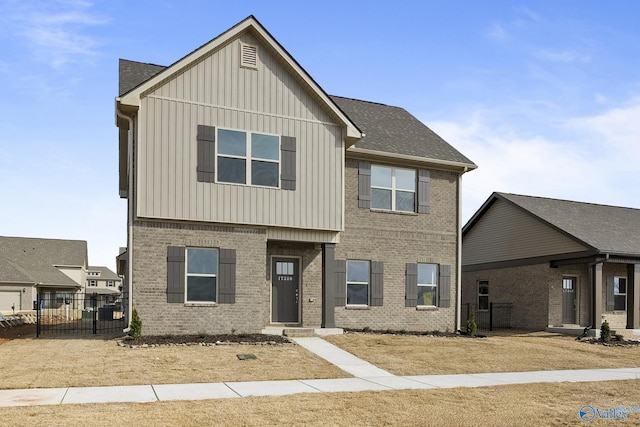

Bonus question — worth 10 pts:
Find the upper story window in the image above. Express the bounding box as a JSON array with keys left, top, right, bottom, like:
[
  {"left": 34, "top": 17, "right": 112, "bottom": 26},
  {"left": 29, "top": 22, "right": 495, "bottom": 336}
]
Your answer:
[
  {"left": 107, "top": 280, "right": 115, "bottom": 287},
  {"left": 217, "top": 129, "right": 279, "bottom": 187},
  {"left": 186, "top": 248, "right": 218, "bottom": 303},
  {"left": 417, "top": 264, "right": 438, "bottom": 306},
  {"left": 370, "top": 165, "right": 416, "bottom": 212},
  {"left": 88, "top": 280, "right": 97, "bottom": 287}
]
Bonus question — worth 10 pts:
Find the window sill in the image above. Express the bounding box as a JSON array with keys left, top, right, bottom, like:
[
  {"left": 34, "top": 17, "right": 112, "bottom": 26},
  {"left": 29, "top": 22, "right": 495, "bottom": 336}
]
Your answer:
[
  {"left": 416, "top": 306, "right": 438, "bottom": 311},
  {"left": 184, "top": 303, "right": 218, "bottom": 307},
  {"left": 370, "top": 208, "right": 418, "bottom": 216},
  {"left": 345, "top": 305, "right": 370, "bottom": 310}
]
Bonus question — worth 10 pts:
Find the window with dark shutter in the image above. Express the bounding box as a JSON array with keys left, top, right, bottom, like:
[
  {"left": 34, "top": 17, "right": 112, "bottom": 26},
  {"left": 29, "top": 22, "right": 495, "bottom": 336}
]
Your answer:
[
  {"left": 280, "top": 136, "right": 296, "bottom": 190},
  {"left": 358, "top": 161, "right": 371, "bottom": 209},
  {"left": 335, "top": 259, "right": 346, "bottom": 306},
  {"left": 370, "top": 261, "right": 384, "bottom": 306},
  {"left": 197, "top": 125, "right": 216, "bottom": 182},
  {"left": 218, "top": 249, "right": 236, "bottom": 304},
  {"left": 417, "top": 169, "right": 430, "bottom": 214},
  {"left": 438, "top": 265, "right": 451, "bottom": 308},
  {"left": 405, "top": 263, "right": 418, "bottom": 307},
  {"left": 167, "top": 246, "right": 186, "bottom": 303}
]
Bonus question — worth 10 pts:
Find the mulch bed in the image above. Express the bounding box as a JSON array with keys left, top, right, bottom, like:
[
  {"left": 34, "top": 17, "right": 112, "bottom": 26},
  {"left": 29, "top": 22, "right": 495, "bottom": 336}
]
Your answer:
[
  {"left": 122, "top": 333, "right": 290, "bottom": 347},
  {"left": 580, "top": 338, "right": 640, "bottom": 347}
]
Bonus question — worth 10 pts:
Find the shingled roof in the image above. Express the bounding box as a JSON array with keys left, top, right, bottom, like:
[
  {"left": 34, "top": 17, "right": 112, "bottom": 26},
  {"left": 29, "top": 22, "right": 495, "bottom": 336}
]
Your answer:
[
  {"left": 0, "top": 236, "right": 87, "bottom": 286},
  {"left": 465, "top": 193, "right": 640, "bottom": 258}
]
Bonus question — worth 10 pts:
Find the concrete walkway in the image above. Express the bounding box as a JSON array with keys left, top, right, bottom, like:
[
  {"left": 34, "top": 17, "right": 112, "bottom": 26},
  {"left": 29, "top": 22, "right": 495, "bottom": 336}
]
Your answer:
[{"left": 1, "top": 337, "right": 639, "bottom": 407}]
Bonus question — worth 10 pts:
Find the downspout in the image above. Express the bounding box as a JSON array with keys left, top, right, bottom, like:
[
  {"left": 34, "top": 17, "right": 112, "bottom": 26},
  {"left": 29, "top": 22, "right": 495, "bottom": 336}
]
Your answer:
[
  {"left": 456, "top": 167, "right": 468, "bottom": 332},
  {"left": 116, "top": 108, "right": 134, "bottom": 332}
]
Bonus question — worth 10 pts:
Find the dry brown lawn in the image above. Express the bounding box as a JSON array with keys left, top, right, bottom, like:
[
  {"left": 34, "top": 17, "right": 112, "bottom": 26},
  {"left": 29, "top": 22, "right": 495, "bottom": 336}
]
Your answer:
[
  {"left": 0, "top": 337, "right": 348, "bottom": 389},
  {"left": 324, "top": 331, "right": 640, "bottom": 375},
  {"left": 1, "top": 380, "right": 639, "bottom": 426}
]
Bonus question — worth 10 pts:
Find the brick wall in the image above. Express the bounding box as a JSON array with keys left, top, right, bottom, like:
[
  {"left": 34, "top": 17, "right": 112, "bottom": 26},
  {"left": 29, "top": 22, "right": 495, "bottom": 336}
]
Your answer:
[
  {"left": 334, "top": 158, "right": 461, "bottom": 332},
  {"left": 131, "top": 220, "right": 269, "bottom": 335}
]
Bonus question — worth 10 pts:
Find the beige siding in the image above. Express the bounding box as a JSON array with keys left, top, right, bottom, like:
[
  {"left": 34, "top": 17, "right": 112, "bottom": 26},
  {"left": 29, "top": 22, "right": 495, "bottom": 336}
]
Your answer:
[
  {"left": 136, "top": 32, "right": 344, "bottom": 231},
  {"left": 266, "top": 228, "right": 339, "bottom": 244},
  {"left": 463, "top": 199, "right": 587, "bottom": 266}
]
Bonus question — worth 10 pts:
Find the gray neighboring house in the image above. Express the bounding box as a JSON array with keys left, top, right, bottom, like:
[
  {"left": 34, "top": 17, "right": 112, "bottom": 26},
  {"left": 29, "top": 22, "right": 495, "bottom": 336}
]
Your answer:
[
  {"left": 85, "top": 266, "right": 122, "bottom": 298},
  {"left": 0, "top": 236, "right": 88, "bottom": 314},
  {"left": 462, "top": 192, "right": 640, "bottom": 335},
  {"left": 115, "top": 16, "right": 476, "bottom": 335}
]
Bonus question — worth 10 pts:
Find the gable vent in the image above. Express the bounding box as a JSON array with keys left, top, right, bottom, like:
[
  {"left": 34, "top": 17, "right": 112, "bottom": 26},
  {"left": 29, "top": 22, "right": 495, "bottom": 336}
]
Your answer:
[{"left": 240, "top": 43, "right": 258, "bottom": 69}]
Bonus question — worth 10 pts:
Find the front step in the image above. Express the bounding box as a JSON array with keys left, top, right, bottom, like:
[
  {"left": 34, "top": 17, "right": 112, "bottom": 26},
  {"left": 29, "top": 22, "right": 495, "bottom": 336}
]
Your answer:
[{"left": 283, "top": 328, "right": 316, "bottom": 337}]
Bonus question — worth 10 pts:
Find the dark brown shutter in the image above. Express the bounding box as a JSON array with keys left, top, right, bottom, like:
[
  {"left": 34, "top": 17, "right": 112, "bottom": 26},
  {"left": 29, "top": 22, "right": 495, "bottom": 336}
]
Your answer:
[
  {"left": 218, "top": 249, "right": 236, "bottom": 304},
  {"left": 405, "top": 263, "right": 418, "bottom": 307},
  {"left": 606, "top": 276, "right": 615, "bottom": 311},
  {"left": 439, "top": 265, "right": 451, "bottom": 308},
  {"left": 167, "top": 246, "right": 185, "bottom": 303},
  {"left": 358, "top": 161, "right": 371, "bottom": 209},
  {"left": 335, "top": 260, "right": 346, "bottom": 306},
  {"left": 417, "top": 169, "right": 430, "bottom": 213},
  {"left": 280, "top": 136, "right": 296, "bottom": 190},
  {"left": 370, "top": 261, "right": 384, "bottom": 306},
  {"left": 197, "top": 125, "right": 216, "bottom": 182}
]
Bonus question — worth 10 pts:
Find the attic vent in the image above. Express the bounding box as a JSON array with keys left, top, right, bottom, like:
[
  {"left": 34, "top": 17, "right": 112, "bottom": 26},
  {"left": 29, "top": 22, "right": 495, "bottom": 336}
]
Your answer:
[{"left": 240, "top": 43, "right": 258, "bottom": 69}]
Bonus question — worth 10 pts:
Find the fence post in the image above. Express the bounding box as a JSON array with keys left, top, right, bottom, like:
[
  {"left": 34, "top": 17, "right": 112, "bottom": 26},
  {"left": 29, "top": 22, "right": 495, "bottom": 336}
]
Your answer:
[
  {"left": 35, "top": 295, "right": 41, "bottom": 338},
  {"left": 489, "top": 302, "right": 494, "bottom": 331},
  {"left": 91, "top": 293, "right": 97, "bottom": 334}
]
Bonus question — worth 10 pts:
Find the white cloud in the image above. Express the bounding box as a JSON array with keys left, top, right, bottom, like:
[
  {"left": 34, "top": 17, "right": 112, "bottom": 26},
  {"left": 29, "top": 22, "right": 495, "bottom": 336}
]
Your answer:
[
  {"left": 533, "top": 49, "right": 591, "bottom": 64},
  {"left": 486, "top": 22, "right": 508, "bottom": 42},
  {"left": 428, "top": 100, "right": 640, "bottom": 223},
  {"left": 5, "top": 0, "right": 107, "bottom": 67}
]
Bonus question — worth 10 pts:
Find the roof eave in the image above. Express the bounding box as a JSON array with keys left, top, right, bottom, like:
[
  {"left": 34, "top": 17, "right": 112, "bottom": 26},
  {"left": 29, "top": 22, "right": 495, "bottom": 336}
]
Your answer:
[{"left": 346, "top": 147, "right": 477, "bottom": 172}]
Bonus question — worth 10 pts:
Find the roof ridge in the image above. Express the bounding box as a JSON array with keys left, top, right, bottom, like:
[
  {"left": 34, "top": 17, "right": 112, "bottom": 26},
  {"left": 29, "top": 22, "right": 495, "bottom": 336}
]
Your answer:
[
  {"left": 499, "top": 192, "right": 640, "bottom": 212},
  {"left": 329, "top": 95, "right": 396, "bottom": 108}
]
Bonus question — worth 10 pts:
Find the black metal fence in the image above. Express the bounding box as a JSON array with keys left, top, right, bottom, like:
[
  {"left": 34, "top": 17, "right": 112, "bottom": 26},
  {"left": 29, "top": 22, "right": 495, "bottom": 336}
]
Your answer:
[
  {"left": 462, "top": 302, "right": 512, "bottom": 332},
  {"left": 36, "top": 291, "right": 128, "bottom": 337}
]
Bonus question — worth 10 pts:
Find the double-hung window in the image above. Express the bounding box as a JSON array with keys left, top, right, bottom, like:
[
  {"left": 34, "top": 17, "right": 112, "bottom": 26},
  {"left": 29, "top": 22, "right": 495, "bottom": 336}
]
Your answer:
[
  {"left": 371, "top": 165, "right": 416, "bottom": 212},
  {"left": 107, "top": 280, "right": 115, "bottom": 287},
  {"left": 88, "top": 280, "right": 97, "bottom": 287},
  {"left": 417, "top": 264, "right": 438, "bottom": 306},
  {"left": 614, "top": 276, "right": 626, "bottom": 311},
  {"left": 186, "top": 248, "right": 218, "bottom": 303},
  {"left": 347, "top": 260, "right": 370, "bottom": 305},
  {"left": 217, "top": 129, "right": 279, "bottom": 187},
  {"left": 478, "top": 280, "right": 489, "bottom": 311}
]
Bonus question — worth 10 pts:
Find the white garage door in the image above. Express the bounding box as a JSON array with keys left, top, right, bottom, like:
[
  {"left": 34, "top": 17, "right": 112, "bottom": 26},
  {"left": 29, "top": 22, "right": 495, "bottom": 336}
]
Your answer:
[{"left": 0, "top": 291, "right": 21, "bottom": 313}]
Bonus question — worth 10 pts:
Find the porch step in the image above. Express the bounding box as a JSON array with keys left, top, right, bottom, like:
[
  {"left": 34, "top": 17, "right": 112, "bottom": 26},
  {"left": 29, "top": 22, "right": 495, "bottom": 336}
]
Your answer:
[{"left": 283, "top": 328, "right": 316, "bottom": 337}]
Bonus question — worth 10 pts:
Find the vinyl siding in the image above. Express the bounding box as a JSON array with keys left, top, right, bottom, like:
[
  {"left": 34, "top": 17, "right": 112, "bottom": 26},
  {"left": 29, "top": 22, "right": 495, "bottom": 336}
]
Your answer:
[
  {"left": 463, "top": 199, "right": 588, "bottom": 266},
  {"left": 136, "top": 32, "right": 344, "bottom": 231}
]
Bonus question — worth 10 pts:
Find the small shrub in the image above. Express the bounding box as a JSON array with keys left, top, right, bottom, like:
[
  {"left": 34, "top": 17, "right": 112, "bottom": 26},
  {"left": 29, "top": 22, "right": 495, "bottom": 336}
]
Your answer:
[
  {"left": 129, "top": 308, "right": 142, "bottom": 339},
  {"left": 197, "top": 332, "right": 207, "bottom": 339},
  {"left": 467, "top": 312, "right": 477, "bottom": 337},
  {"left": 362, "top": 326, "right": 371, "bottom": 333},
  {"left": 614, "top": 334, "right": 624, "bottom": 342},
  {"left": 599, "top": 320, "right": 611, "bottom": 343}
]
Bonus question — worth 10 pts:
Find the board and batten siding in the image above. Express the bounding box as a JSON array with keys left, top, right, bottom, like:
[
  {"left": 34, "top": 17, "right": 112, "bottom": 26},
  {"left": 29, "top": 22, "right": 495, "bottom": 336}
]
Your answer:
[
  {"left": 136, "top": 32, "right": 345, "bottom": 232},
  {"left": 463, "top": 199, "right": 588, "bottom": 266}
]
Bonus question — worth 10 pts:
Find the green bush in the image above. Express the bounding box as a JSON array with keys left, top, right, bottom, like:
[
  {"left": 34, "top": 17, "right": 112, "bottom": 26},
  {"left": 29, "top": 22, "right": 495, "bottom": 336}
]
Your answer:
[
  {"left": 129, "top": 308, "right": 142, "bottom": 339},
  {"left": 599, "top": 320, "right": 611, "bottom": 343},
  {"left": 467, "top": 312, "right": 477, "bottom": 337}
]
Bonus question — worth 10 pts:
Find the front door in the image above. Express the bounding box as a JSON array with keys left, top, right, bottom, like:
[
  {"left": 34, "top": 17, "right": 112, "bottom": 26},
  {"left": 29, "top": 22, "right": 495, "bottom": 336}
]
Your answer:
[
  {"left": 562, "top": 277, "right": 577, "bottom": 324},
  {"left": 272, "top": 257, "right": 299, "bottom": 324}
]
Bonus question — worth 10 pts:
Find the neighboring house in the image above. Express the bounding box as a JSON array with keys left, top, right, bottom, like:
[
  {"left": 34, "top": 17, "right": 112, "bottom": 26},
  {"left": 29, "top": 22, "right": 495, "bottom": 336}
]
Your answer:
[
  {"left": 115, "top": 16, "right": 476, "bottom": 335},
  {"left": 0, "top": 236, "right": 88, "bottom": 314},
  {"left": 85, "top": 266, "right": 122, "bottom": 298},
  {"left": 461, "top": 192, "right": 640, "bottom": 333}
]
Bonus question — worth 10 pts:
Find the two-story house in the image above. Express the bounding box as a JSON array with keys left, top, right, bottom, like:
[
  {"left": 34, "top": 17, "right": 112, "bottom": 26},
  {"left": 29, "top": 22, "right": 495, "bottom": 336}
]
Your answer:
[{"left": 115, "top": 16, "right": 476, "bottom": 335}]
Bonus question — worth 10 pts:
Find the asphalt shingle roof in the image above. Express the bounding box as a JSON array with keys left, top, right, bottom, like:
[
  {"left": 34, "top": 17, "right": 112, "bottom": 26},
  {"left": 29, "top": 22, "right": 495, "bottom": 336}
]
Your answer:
[
  {"left": 88, "top": 266, "right": 120, "bottom": 281},
  {"left": 0, "top": 236, "right": 87, "bottom": 286},
  {"left": 496, "top": 193, "right": 640, "bottom": 257}
]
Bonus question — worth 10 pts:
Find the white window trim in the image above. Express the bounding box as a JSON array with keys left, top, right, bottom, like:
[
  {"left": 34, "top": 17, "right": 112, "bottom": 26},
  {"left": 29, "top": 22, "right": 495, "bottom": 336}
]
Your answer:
[
  {"left": 346, "top": 260, "right": 370, "bottom": 307},
  {"left": 417, "top": 263, "right": 438, "bottom": 307},
  {"left": 185, "top": 247, "right": 219, "bottom": 304},
  {"left": 478, "top": 280, "right": 489, "bottom": 312},
  {"left": 371, "top": 165, "right": 416, "bottom": 212},
  {"left": 88, "top": 280, "right": 97, "bottom": 287},
  {"left": 614, "top": 276, "right": 627, "bottom": 311},
  {"left": 216, "top": 127, "right": 280, "bottom": 188}
]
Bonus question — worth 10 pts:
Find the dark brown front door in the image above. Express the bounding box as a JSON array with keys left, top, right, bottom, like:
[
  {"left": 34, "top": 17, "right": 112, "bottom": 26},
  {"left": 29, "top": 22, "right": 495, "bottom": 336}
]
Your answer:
[
  {"left": 272, "top": 257, "right": 299, "bottom": 323},
  {"left": 562, "top": 277, "right": 577, "bottom": 324}
]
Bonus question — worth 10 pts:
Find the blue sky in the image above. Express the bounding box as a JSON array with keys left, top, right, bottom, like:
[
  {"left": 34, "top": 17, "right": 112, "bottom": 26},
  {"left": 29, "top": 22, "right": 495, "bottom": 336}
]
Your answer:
[{"left": 1, "top": 1, "right": 639, "bottom": 270}]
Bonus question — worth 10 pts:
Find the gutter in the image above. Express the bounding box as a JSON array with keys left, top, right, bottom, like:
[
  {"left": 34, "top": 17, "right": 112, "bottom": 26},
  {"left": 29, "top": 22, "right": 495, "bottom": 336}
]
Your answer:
[{"left": 116, "top": 108, "right": 134, "bottom": 332}]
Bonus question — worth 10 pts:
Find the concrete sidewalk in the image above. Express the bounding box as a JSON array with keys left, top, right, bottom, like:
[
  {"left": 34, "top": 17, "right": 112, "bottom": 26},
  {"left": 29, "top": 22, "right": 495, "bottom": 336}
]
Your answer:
[{"left": 1, "top": 337, "right": 639, "bottom": 407}]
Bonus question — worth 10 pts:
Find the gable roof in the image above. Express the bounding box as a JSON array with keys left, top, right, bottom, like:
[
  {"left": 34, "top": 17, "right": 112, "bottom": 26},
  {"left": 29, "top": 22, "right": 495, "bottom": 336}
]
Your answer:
[
  {"left": 117, "top": 15, "right": 361, "bottom": 142},
  {"left": 87, "top": 266, "right": 121, "bottom": 281},
  {"left": 464, "top": 192, "right": 640, "bottom": 258},
  {"left": 332, "top": 96, "right": 476, "bottom": 169},
  {"left": 0, "top": 236, "right": 87, "bottom": 286}
]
